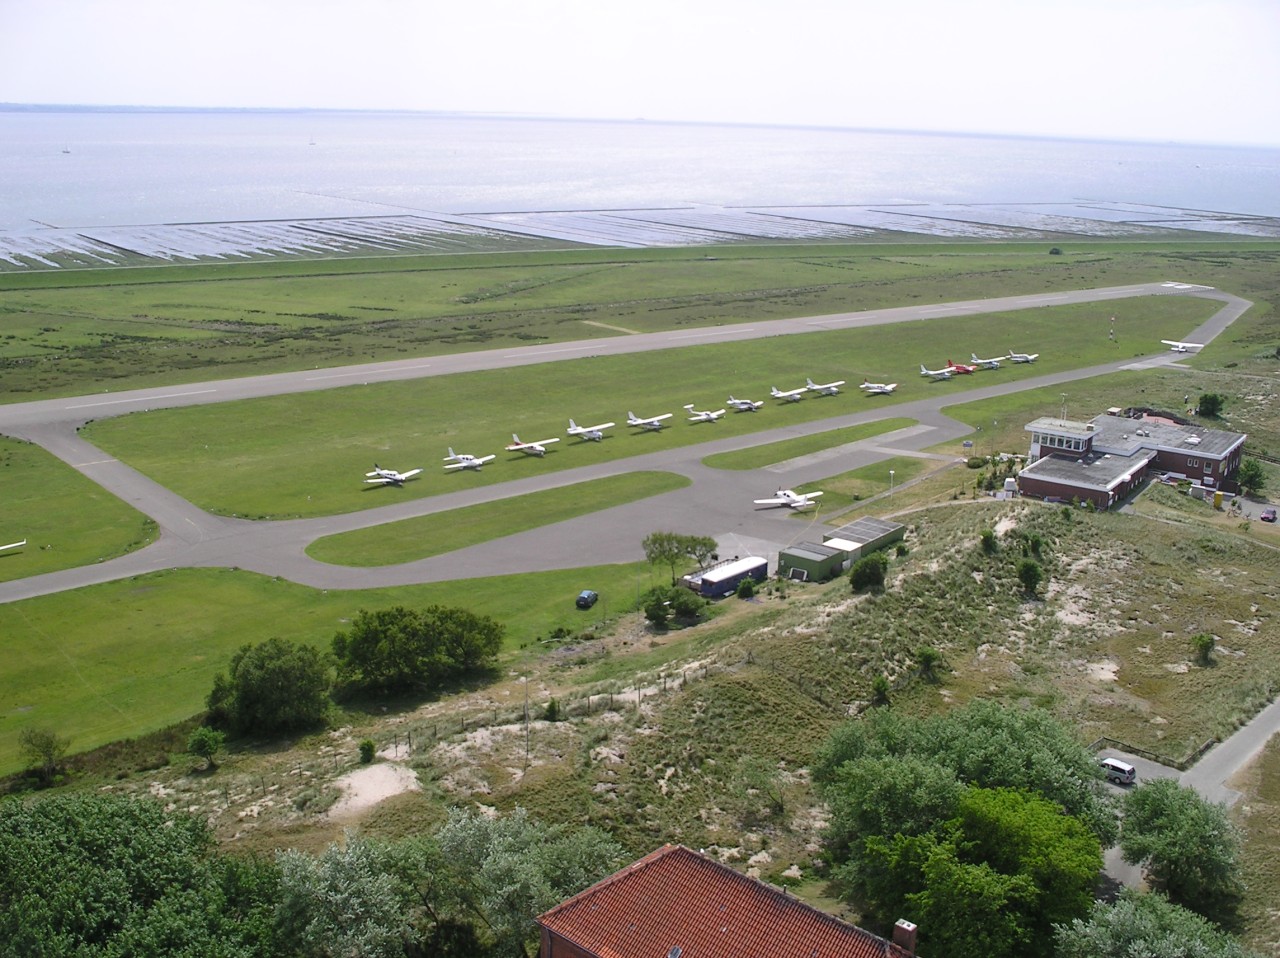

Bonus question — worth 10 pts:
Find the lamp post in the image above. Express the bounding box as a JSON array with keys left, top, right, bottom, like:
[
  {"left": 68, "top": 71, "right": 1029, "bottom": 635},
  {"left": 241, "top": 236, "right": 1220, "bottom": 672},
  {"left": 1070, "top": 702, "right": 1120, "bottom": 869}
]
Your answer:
[{"left": 889, "top": 469, "right": 895, "bottom": 494}]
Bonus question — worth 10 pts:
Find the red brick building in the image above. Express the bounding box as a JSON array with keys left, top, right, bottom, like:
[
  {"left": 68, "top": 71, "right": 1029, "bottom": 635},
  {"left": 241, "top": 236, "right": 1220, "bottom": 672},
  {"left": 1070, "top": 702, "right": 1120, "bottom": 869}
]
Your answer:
[
  {"left": 1016, "top": 410, "right": 1246, "bottom": 509},
  {"left": 538, "top": 844, "right": 915, "bottom": 958}
]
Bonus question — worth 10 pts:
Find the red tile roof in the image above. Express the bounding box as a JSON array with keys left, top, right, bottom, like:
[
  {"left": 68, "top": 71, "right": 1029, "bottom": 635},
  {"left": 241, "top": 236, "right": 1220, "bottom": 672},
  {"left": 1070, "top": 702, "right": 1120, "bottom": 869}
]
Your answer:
[{"left": 538, "top": 844, "right": 911, "bottom": 958}]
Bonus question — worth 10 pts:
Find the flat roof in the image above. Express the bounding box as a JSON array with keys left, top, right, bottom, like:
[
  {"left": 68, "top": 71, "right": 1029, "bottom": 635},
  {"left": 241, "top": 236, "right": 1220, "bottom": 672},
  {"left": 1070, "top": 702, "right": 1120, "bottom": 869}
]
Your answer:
[
  {"left": 827, "top": 516, "right": 904, "bottom": 543},
  {"left": 1088, "top": 414, "right": 1245, "bottom": 460},
  {"left": 782, "top": 542, "right": 843, "bottom": 562},
  {"left": 1025, "top": 417, "right": 1095, "bottom": 438},
  {"left": 1019, "top": 449, "right": 1155, "bottom": 491},
  {"left": 700, "top": 555, "right": 767, "bottom": 583}
]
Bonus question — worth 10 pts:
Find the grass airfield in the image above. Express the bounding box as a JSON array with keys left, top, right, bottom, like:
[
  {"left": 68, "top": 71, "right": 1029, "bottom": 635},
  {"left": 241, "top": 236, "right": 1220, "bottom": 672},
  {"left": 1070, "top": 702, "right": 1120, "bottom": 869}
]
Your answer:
[{"left": 78, "top": 296, "right": 1212, "bottom": 519}]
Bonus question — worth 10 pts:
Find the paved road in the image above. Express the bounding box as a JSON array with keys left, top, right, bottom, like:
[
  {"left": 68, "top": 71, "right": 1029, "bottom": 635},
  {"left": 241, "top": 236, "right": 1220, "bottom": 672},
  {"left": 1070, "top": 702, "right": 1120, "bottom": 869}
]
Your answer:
[{"left": 0, "top": 281, "right": 1249, "bottom": 606}]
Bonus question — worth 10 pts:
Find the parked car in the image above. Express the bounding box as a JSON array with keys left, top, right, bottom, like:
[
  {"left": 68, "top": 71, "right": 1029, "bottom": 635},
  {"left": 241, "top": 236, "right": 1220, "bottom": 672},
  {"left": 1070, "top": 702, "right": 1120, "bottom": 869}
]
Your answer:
[
  {"left": 1261, "top": 507, "right": 1277, "bottom": 523},
  {"left": 575, "top": 589, "right": 599, "bottom": 609},
  {"left": 1099, "top": 757, "right": 1136, "bottom": 785}
]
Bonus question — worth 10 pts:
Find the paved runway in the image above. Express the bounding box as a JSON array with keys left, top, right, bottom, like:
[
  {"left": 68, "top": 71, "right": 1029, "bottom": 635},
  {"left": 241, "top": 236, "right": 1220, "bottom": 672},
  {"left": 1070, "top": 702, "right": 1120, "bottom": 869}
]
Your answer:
[{"left": 0, "top": 282, "right": 1249, "bottom": 604}]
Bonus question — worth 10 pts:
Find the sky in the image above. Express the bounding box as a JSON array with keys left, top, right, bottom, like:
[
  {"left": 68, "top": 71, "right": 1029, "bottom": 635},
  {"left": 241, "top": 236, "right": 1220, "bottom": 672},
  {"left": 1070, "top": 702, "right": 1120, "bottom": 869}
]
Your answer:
[{"left": 3, "top": 0, "right": 1279, "bottom": 147}]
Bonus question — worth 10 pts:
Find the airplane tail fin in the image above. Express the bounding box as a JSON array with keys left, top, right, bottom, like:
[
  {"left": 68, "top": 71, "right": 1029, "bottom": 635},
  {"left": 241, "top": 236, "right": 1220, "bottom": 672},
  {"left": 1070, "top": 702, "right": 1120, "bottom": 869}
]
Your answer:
[
  {"left": 568, "top": 419, "right": 577, "bottom": 431},
  {"left": 920, "top": 365, "right": 927, "bottom": 374},
  {"left": 806, "top": 378, "right": 816, "bottom": 388},
  {"left": 512, "top": 434, "right": 521, "bottom": 444},
  {"left": 446, "top": 447, "right": 456, "bottom": 460},
  {"left": 972, "top": 354, "right": 980, "bottom": 363}
]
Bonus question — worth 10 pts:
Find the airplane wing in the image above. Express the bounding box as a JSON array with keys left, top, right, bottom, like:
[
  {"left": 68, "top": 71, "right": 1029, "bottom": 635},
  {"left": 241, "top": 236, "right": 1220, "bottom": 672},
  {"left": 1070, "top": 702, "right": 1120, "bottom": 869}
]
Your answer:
[
  {"left": 443, "top": 461, "right": 469, "bottom": 470},
  {"left": 401, "top": 469, "right": 422, "bottom": 480},
  {"left": 364, "top": 476, "right": 395, "bottom": 484},
  {"left": 475, "top": 454, "right": 497, "bottom": 465},
  {"left": 754, "top": 496, "right": 788, "bottom": 505}
]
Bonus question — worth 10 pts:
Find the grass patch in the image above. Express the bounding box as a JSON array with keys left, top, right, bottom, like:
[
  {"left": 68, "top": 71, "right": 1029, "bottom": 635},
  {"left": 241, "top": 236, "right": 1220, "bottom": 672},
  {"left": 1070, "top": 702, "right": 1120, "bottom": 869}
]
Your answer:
[
  {"left": 0, "top": 436, "right": 156, "bottom": 582},
  {"left": 702, "top": 418, "right": 915, "bottom": 470},
  {"left": 0, "top": 562, "right": 654, "bottom": 776},
  {"left": 306, "top": 471, "right": 689, "bottom": 565}
]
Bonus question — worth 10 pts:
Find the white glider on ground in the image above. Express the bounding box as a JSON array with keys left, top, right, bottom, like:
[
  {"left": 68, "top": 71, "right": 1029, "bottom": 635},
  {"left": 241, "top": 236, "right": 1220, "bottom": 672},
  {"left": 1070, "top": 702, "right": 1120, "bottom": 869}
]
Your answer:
[
  {"left": 806, "top": 377, "right": 846, "bottom": 396},
  {"left": 444, "top": 448, "right": 496, "bottom": 470},
  {"left": 860, "top": 380, "right": 898, "bottom": 395},
  {"left": 684, "top": 404, "right": 726, "bottom": 423},
  {"left": 567, "top": 418, "right": 615, "bottom": 441},
  {"left": 626, "top": 410, "right": 673, "bottom": 431},
  {"left": 770, "top": 384, "right": 808, "bottom": 402},
  {"left": 505, "top": 433, "right": 560, "bottom": 457},
  {"left": 726, "top": 395, "right": 764, "bottom": 412},
  {"left": 364, "top": 464, "right": 422, "bottom": 486},
  {"left": 754, "top": 488, "right": 824, "bottom": 510}
]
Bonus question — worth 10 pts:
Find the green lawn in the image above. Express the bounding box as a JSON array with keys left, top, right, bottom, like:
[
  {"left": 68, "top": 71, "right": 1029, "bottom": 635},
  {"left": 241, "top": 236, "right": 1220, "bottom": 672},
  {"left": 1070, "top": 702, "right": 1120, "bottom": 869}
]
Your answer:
[
  {"left": 306, "top": 471, "right": 690, "bottom": 565},
  {"left": 0, "top": 437, "right": 155, "bottom": 582},
  {"left": 703, "top": 418, "right": 916, "bottom": 470},
  {"left": 0, "top": 562, "right": 656, "bottom": 776}
]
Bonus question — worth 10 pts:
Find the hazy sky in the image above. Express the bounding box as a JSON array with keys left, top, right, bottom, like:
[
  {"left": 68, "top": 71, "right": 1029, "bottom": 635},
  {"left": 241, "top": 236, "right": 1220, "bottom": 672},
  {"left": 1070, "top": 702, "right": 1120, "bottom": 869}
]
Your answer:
[{"left": 4, "top": 0, "right": 1279, "bottom": 147}]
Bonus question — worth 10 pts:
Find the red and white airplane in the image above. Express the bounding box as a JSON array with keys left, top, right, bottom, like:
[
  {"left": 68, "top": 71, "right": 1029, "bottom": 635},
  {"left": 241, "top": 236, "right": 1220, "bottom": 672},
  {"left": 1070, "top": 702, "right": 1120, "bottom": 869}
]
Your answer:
[
  {"left": 567, "top": 418, "right": 615, "bottom": 441},
  {"left": 364, "top": 464, "right": 422, "bottom": 486},
  {"left": 505, "top": 433, "right": 560, "bottom": 457},
  {"left": 754, "top": 488, "right": 824, "bottom": 510},
  {"left": 946, "top": 358, "right": 978, "bottom": 374},
  {"left": 444, "top": 448, "right": 496, "bottom": 470}
]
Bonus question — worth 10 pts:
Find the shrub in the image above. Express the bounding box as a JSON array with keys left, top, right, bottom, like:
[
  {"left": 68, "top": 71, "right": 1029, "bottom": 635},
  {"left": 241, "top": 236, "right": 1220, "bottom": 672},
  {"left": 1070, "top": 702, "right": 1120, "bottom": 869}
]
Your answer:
[
  {"left": 850, "top": 551, "right": 890, "bottom": 592},
  {"left": 736, "top": 577, "right": 756, "bottom": 599},
  {"left": 359, "top": 739, "right": 376, "bottom": 763},
  {"left": 1017, "top": 559, "right": 1044, "bottom": 596},
  {"left": 1191, "top": 632, "right": 1215, "bottom": 666},
  {"left": 980, "top": 528, "right": 998, "bottom": 554}
]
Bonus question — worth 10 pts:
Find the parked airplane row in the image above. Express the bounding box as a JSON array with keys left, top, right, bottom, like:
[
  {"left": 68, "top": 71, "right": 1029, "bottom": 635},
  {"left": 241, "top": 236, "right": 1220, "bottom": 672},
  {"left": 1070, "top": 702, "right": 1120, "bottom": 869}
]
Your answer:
[{"left": 920, "top": 349, "right": 1040, "bottom": 380}]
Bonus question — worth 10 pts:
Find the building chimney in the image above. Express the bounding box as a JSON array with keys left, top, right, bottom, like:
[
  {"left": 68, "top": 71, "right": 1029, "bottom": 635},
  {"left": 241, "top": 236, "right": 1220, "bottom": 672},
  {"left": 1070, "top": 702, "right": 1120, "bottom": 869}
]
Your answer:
[{"left": 893, "top": 918, "right": 918, "bottom": 954}]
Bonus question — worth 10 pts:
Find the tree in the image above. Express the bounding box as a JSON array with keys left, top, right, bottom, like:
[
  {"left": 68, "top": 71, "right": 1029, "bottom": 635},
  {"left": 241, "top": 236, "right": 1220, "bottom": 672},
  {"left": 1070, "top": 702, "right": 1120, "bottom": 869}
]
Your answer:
[
  {"left": 1198, "top": 393, "right": 1225, "bottom": 418},
  {"left": 276, "top": 835, "right": 414, "bottom": 958},
  {"left": 642, "top": 591, "right": 672, "bottom": 628},
  {"left": 1235, "top": 458, "right": 1266, "bottom": 496},
  {"left": 1017, "top": 558, "right": 1043, "bottom": 596},
  {"left": 870, "top": 674, "right": 891, "bottom": 706},
  {"left": 207, "top": 637, "right": 331, "bottom": 737},
  {"left": 331, "top": 605, "right": 503, "bottom": 693},
  {"left": 849, "top": 551, "right": 889, "bottom": 592},
  {"left": 1120, "top": 779, "right": 1244, "bottom": 920},
  {"left": 187, "top": 726, "right": 225, "bottom": 771},
  {"left": 17, "top": 726, "right": 70, "bottom": 784},
  {"left": 0, "top": 793, "right": 278, "bottom": 956},
  {"left": 1191, "top": 632, "right": 1216, "bottom": 666},
  {"left": 433, "top": 807, "right": 626, "bottom": 957},
  {"left": 1054, "top": 889, "right": 1262, "bottom": 958},
  {"left": 815, "top": 700, "right": 1118, "bottom": 845},
  {"left": 980, "top": 528, "right": 998, "bottom": 554},
  {"left": 642, "top": 531, "right": 689, "bottom": 585},
  {"left": 916, "top": 646, "right": 943, "bottom": 682}
]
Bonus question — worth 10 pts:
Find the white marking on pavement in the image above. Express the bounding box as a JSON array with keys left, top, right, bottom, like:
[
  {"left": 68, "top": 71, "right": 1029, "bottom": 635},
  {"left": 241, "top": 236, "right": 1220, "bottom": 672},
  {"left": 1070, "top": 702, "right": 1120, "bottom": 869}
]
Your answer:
[
  {"left": 67, "top": 389, "right": 217, "bottom": 409},
  {"left": 305, "top": 363, "right": 432, "bottom": 381}
]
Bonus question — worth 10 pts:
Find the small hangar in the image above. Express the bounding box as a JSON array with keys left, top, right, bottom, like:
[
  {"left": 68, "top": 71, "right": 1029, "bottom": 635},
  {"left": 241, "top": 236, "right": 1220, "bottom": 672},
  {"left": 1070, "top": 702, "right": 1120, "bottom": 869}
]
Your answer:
[{"left": 777, "top": 516, "right": 906, "bottom": 582}]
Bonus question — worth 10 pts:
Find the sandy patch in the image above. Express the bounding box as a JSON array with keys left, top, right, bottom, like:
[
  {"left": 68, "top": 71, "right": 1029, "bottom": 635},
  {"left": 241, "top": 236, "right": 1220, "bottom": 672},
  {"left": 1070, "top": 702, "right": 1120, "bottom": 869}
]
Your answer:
[
  {"left": 1086, "top": 660, "right": 1119, "bottom": 682},
  {"left": 328, "top": 763, "right": 420, "bottom": 820}
]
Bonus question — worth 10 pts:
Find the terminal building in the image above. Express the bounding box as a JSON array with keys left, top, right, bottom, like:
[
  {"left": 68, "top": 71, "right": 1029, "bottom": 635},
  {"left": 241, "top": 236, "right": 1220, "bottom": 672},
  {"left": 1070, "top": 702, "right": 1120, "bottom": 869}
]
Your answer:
[{"left": 1016, "top": 408, "right": 1247, "bottom": 509}]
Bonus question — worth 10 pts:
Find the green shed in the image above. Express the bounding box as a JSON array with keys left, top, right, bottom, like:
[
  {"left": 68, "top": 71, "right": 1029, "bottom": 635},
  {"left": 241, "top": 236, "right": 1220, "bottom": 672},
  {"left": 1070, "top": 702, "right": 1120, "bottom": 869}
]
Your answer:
[{"left": 777, "top": 541, "right": 846, "bottom": 582}]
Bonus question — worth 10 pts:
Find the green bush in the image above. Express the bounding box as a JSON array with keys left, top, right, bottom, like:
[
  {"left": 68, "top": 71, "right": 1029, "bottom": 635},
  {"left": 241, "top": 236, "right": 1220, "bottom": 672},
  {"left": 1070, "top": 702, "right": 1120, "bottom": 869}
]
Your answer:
[
  {"left": 850, "top": 551, "right": 890, "bottom": 593},
  {"left": 359, "top": 739, "right": 376, "bottom": 764}
]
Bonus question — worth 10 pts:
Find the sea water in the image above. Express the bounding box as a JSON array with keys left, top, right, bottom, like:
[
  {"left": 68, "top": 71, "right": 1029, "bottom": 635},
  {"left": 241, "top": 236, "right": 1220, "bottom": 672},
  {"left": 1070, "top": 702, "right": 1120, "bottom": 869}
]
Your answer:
[{"left": 3, "top": 108, "right": 1279, "bottom": 233}]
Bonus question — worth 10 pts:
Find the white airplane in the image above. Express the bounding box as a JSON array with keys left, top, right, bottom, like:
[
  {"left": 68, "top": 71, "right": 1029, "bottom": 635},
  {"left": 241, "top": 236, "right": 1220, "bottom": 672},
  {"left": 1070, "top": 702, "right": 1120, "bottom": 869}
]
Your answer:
[
  {"left": 505, "top": 433, "right": 560, "bottom": 457},
  {"left": 1006, "top": 348, "right": 1040, "bottom": 363},
  {"left": 754, "top": 488, "right": 824, "bottom": 510},
  {"left": 806, "top": 377, "right": 846, "bottom": 396},
  {"left": 567, "top": 418, "right": 615, "bottom": 441},
  {"left": 364, "top": 464, "right": 422, "bottom": 486},
  {"left": 627, "top": 410, "right": 673, "bottom": 431},
  {"left": 920, "top": 363, "right": 953, "bottom": 381},
  {"left": 970, "top": 352, "right": 1005, "bottom": 369},
  {"left": 0, "top": 539, "right": 26, "bottom": 553},
  {"left": 443, "top": 447, "right": 496, "bottom": 470},
  {"left": 684, "top": 404, "right": 726, "bottom": 423},
  {"left": 726, "top": 395, "right": 764, "bottom": 412},
  {"left": 770, "top": 384, "right": 808, "bottom": 402},
  {"left": 860, "top": 380, "right": 898, "bottom": 395},
  {"left": 1161, "top": 339, "right": 1204, "bottom": 353}
]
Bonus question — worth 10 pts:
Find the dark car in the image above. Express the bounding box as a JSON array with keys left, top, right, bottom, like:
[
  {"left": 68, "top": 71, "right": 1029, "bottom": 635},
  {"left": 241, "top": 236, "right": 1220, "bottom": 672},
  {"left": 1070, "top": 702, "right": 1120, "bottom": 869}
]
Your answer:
[
  {"left": 1262, "top": 507, "right": 1277, "bottom": 523},
  {"left": 575, "top": 589, "right": 599, "bottom": 609}
]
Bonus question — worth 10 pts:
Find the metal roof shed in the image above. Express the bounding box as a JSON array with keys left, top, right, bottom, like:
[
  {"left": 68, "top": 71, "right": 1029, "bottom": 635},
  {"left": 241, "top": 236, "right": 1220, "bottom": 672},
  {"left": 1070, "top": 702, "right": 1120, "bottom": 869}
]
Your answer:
[
  {"left": 824, "top": 516, "right": 905, "bottom": 557},
  {"left": 778, "top": 541, "right": 845, "bottom": 582}
]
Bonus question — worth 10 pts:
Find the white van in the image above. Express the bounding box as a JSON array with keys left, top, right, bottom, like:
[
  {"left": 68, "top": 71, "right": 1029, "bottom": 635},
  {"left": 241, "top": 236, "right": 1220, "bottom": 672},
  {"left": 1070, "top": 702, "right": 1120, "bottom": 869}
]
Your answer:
[{"left": 1099, "top": 757, "right": 1136, "bottom": 785}]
